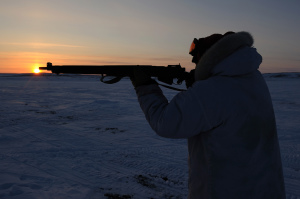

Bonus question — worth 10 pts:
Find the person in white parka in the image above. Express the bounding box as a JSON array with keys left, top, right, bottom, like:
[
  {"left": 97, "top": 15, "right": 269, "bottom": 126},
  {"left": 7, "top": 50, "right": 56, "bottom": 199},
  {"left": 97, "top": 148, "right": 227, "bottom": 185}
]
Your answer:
[{"left": 131, "top": 31, "right": 286, "bottom": 199}]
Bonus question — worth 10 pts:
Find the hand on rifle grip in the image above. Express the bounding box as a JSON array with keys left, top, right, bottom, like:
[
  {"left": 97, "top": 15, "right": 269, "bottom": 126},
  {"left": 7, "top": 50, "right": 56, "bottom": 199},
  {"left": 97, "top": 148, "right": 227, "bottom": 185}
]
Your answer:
[
  {"left": 185, "top": 69, "right": 195, "bottom": 88},
  {"left": 130, "top": 68, "right": 157, "bottom": 88}
]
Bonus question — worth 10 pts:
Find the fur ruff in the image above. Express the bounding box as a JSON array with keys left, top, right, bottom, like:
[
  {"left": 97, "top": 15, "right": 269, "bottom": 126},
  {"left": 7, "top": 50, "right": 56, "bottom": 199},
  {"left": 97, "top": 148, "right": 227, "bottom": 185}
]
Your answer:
[{"left": 195, "top": 31, "right": 254, "bottom": 80}]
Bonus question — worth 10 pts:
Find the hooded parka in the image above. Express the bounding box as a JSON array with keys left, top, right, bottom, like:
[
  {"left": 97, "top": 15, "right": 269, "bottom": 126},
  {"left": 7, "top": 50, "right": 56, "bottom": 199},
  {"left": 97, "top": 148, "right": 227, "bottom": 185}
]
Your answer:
[{"left": 135, "top": 32, "right": 285, "bottom": 199}]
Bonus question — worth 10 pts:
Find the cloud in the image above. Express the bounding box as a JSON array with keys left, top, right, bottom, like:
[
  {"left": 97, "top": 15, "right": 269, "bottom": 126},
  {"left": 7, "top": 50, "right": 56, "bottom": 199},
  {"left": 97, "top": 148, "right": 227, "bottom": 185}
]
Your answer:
[{"left": 4, "top": 42, "right": 84, "bottom": 48}]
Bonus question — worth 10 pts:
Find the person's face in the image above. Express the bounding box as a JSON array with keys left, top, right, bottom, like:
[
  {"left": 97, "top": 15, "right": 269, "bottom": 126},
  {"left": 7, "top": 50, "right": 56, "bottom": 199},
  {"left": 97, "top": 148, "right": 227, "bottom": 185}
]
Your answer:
[
  {"left": 191, "top": 52, "right": 201, "bottom": 65},
  {"left": 189, "top": 38, "right": 202, "bottom": 65}
]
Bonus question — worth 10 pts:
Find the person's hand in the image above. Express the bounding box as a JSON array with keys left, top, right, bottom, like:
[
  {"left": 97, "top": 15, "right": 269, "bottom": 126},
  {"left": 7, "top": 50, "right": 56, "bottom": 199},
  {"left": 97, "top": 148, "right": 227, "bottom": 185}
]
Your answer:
[
  {"left": 130, "top": 68, "right": 157, "bottom": 88},
  {"left": 185, "top": 69, "right": 195, "bottom": 88}
]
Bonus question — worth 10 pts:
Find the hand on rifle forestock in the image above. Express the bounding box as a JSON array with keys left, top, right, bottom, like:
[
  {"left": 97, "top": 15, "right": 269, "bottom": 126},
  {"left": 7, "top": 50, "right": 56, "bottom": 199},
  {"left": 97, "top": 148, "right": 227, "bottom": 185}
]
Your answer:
[{"left": 130, "top": 68, "right": 157, "bottom": 88}]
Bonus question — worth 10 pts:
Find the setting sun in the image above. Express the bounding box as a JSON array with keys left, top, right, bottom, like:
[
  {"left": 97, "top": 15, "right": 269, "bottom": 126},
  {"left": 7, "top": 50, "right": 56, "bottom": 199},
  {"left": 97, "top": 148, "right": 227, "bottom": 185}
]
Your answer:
[{"left": 34, "top": 68, "right": 40, "bottom": 73}]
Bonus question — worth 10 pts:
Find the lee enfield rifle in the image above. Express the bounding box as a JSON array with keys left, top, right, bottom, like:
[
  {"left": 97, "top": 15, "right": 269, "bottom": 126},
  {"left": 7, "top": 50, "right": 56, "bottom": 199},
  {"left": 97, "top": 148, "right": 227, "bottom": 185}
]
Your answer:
[{"left": 39, "top": 62, "right": 191, "bottom": 91}]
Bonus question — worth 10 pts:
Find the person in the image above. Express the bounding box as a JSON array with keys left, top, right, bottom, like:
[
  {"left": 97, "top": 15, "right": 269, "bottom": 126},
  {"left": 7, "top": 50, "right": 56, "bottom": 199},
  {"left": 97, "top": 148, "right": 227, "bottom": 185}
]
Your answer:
[{"left": 130, "top": 31, "right": 286, "bottom": 199}]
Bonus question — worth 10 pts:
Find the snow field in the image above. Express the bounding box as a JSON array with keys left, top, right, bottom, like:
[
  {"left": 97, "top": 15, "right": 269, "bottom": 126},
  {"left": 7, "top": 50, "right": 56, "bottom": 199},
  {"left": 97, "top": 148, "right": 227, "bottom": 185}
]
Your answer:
[{"left": 0, "top": 74, "right": 299, "bottom": 199}]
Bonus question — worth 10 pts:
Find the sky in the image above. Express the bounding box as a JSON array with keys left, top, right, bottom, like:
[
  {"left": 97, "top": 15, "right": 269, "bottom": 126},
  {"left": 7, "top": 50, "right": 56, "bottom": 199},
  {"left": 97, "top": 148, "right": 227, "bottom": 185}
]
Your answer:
[{"left": 0, "top": 0, "right": 299, "bottom": 73}]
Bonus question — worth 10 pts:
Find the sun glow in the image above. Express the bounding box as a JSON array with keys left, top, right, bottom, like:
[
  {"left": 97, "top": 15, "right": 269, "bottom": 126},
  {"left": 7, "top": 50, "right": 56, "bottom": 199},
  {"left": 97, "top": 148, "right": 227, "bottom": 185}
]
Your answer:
[
  {"left": 32, "top": 63, "right": 41, "bottom": 74},
  {"left": 34, "top": 68, "right": 40, "bottom": 73}
]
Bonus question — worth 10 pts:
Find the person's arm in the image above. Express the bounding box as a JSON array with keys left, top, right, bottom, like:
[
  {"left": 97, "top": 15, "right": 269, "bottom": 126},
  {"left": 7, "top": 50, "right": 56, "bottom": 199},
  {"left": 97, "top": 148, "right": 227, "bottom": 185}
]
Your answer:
[{"left": 135, "top": 84, "right": 213, "bottom": 139}]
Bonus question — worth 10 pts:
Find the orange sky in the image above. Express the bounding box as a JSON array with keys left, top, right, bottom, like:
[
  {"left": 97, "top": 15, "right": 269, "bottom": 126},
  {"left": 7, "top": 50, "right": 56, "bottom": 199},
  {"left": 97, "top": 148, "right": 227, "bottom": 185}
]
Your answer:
[{"left": 0, "top": 50, "right": 189, "bottom": 74}]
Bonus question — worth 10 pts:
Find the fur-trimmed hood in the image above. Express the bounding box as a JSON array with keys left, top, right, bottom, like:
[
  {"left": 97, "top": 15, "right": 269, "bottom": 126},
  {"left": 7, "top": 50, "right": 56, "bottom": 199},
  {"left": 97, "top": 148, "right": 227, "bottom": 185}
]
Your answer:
[{"left": 195, "top": 31, "right": 262, "bottom": 80}]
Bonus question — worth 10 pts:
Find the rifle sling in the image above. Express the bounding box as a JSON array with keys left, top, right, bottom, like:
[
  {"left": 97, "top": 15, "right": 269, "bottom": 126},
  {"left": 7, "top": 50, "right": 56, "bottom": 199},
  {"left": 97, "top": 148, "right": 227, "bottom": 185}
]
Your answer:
[
  {"left": 100, "top": 76, "right": 123, "bottom": 84},
  {"left": 157, "top": 83, "right": 187, "bottom": 92},
  {"left": 101, "top": 75, "right": 186, "bottom": 91}
]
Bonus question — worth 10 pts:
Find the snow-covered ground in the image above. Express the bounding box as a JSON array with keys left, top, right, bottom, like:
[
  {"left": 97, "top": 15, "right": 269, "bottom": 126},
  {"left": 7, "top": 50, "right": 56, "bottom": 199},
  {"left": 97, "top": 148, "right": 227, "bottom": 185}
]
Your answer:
[{"left": 0, "top": 73, "right": 299, "bottom": 199}]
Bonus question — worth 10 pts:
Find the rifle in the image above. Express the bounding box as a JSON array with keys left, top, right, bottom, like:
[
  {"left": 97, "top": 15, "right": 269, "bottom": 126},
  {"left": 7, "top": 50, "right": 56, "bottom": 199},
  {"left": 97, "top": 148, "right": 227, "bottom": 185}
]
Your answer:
[{"left": 39, "top": 62, "right": 191, "bottom": 91}]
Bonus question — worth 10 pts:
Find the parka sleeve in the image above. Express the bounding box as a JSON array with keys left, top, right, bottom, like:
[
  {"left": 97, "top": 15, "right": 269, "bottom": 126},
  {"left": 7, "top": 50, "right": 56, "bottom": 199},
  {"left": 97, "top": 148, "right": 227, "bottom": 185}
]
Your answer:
[{"left": 135, "top": 84, "right": 213, "bottom": 139}]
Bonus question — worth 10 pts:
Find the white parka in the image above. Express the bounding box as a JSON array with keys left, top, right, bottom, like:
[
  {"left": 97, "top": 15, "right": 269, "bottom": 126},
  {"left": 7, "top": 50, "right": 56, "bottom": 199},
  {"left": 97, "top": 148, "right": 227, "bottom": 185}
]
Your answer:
[{"left": 135, "top": 32, "right": 285, "bottom": 199}]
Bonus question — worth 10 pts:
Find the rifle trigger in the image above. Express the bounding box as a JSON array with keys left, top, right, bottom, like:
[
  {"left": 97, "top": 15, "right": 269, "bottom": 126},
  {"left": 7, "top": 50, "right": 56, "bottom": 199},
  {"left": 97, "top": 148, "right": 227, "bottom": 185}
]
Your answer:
[{"left": 100, "top": 75, "right": 123, "bottom": 84}]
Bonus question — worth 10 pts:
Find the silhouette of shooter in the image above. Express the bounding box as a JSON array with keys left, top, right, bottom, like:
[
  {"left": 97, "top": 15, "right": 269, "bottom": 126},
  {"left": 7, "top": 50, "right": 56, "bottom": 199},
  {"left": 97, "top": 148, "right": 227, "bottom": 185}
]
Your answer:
[{"left": 130, "top": 31, "right": 286, "bottom": 199}]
